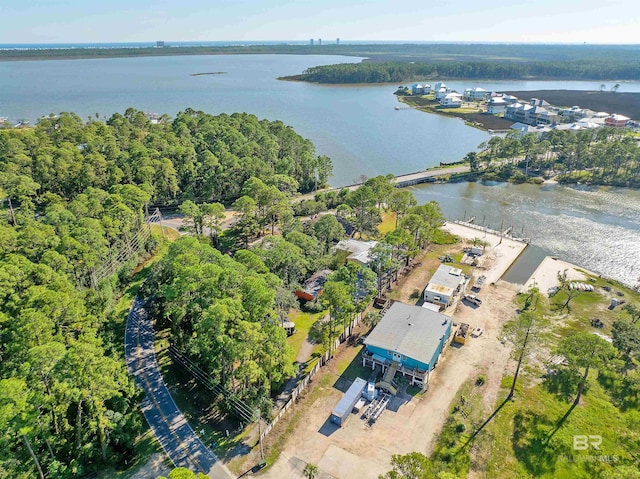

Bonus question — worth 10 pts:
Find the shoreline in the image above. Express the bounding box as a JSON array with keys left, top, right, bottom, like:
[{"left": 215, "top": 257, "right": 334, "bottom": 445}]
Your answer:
[
  {"left": 396, "top": 95, "right": 512, "bottom": 132},
  {"left": 520, "top": 255, "right": 600, "bottom": 295},
  {"left": 442, "top": 222, "right": 614, "bottom": 296}
]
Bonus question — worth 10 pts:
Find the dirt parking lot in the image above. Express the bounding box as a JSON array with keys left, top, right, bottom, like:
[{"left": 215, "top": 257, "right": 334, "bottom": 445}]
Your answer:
[{"left": 260, "top": 236, "right": 524, "bottom": 478}]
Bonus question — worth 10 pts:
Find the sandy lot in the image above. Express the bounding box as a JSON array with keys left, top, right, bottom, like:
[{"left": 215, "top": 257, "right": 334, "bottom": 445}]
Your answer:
[
  {"left": 259, "top": 234, "right": 524, "bottom": 479},
  {"left": 520, "top": 255, "right": 597, "bottom": 296}
]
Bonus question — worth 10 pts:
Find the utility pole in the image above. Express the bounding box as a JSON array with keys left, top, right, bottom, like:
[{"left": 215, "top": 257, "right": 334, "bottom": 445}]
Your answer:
[
  {"left": 158, "top": 209, "right": 166, "bottom": 240},
  {"left": 257, "top": 411, "right": 264, "bottom": 461}
]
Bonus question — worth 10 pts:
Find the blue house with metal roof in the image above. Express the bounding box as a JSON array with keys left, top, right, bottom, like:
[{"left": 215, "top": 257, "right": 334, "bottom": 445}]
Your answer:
[{"left": 362, "top": 302, "right": 452, "bottom": 390}]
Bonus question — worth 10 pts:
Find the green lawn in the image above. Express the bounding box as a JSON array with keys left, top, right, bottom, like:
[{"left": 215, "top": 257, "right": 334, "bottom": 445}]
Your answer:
[
  {"left": 477, "top": 377, "right": 639, "bottom": 479},
  {"left": 378, "top": 211, "right": 397, "bottom": 235},
  {"left": 426, "top": 284, "right": 640, "bottom": 478},
  {"left": 287, "top": 309, "right": 326, "bottom": 364},
  {"left": 337, "top": 345, "right": 372, "bottom": 382},
  {"left": 150, "top": 223, "right": 181, "bottom": 241}
]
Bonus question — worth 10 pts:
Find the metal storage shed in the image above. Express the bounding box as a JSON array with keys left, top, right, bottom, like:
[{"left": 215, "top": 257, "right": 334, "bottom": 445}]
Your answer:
[{"left": 330, "top": 377, "right": 367, "bottom": 427}]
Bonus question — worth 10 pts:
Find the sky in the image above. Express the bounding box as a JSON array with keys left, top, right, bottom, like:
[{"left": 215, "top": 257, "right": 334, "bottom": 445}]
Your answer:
[{"left": 1, "top": 0, "right": 639, "bottom": 44}]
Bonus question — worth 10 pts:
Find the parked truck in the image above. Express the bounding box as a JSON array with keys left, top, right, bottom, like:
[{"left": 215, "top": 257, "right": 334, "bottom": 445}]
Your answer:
[{"left": 454, "top": 323, "right": 470, "bottom": 345}]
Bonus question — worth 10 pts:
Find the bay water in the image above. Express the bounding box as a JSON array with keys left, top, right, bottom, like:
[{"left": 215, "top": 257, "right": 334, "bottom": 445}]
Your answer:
[{"left": 1, "top": 54, "right": 639, "bottom": 285}]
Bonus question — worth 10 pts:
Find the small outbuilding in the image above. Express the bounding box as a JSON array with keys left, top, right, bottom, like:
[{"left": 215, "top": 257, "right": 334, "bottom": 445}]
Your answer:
[
  {"left": 281, "top": 321, "right": 296, "bottom": 336},
  {"left": 330, "top": 377, "right": 367, "bottom": 427},
  {"left": 423, "top": 265, "right": 466, "bottom": 308}
]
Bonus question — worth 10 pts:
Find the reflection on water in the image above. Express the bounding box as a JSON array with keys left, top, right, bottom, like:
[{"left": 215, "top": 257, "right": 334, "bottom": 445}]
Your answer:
[{"left": 410, "top": 182, "right": 640, "bottom": 287}]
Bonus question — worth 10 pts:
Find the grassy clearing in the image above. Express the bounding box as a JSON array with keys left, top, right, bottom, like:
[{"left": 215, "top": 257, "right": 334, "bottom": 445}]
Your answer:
[
  {"left": 378, "top": 211, "right": 397, "bottom": 235},
  {"left": 149, "top": 223, "right": 181, "bottom": 241},
  {"left": 438, "top": 107, "right": 481, "bottom": 114},
  {"left": 286, "top": 309, "right": 325, "bottom": 363},
  {"left": 442, "top": 283, "right": 640, "bottom": 478},
  {"left": 337, "top": 345, "right": 372, "bottom": 382},
  {"left": 477, "top": 376, "right": 639, "bottom": 479}
]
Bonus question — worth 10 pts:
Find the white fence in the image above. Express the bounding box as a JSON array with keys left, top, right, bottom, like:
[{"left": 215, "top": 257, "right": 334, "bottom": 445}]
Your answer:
[{"left": 260, "top": 311, "right": 363, "bottom": 439}]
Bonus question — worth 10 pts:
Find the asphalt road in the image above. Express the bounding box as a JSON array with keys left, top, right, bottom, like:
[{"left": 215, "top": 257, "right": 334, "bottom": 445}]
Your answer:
[
  {"left": 294, "top": 165, "right": 471, "bottom": 202},
  {"left": 125, "top": 297, "right": 234, "bottom": 479}
]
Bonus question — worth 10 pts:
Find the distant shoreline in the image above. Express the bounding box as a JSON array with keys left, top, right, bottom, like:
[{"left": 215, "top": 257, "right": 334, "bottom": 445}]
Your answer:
[{"left": 2, "top": 43, "right": 640, "bottom": 69}]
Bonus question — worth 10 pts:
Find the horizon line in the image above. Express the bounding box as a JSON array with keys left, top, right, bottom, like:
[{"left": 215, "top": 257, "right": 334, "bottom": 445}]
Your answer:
[{"left": 2, "top": 40, "right": 640, "bottom": 47}]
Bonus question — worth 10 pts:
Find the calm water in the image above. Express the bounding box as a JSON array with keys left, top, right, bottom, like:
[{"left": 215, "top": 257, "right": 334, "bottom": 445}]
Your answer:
[
  {"left": 0, "top": 54, "right": 491, "bottom": 186},
  {"left": 410, "top": 182, "right": 640, "bottom": 287},
  {"left": 1, "top": 54, "right": 639, "bottom": 285}
]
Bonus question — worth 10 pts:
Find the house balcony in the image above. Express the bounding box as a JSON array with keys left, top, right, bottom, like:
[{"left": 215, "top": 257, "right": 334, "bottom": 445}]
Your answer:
[{"left": 361, "top": 350, "right": 428, "bottom": 388}]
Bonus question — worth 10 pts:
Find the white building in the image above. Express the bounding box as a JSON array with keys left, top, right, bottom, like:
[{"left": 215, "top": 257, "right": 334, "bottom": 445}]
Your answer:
[
  {"left": 335, "top": 239, "right": 378, "bottom": 265},
  {"left": 435, "top": 87, "right": 451, "bottom": 100},
  {"left": 487, "top": 97, "right": 507, "bottom": 114},
  {"left": 423, "top": 265, "right": 467, "bottom": 308},
  {"left": 440, "top": 93, "right": 463, "bottom": 108},
  {"left": 463, "top": 87, "right": 489, "bottom": 101}
]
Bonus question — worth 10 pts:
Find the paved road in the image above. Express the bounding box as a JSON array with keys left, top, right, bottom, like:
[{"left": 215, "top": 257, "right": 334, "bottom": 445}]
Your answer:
[
  {"left": 125, "top": 297, "right": 234, "bottom": 479},
  {"left": 294, "top": 165, "right": 471, "bottom": 202}
]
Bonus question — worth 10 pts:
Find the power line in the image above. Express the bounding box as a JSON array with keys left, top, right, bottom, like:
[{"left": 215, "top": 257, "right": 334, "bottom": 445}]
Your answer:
[{"left": 168, "top": 346, "right": 257, "bottom": 424}]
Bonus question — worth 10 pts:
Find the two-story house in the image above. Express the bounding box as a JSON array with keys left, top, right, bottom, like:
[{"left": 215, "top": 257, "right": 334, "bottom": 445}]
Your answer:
[{"left": 362, "top": 302, "right": 452, "bottom": 390}]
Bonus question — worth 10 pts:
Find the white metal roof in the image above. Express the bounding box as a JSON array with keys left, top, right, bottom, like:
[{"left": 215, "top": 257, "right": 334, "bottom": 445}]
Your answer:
[{"left": 364, "top": 302, "right": 451, "bottom": 366}]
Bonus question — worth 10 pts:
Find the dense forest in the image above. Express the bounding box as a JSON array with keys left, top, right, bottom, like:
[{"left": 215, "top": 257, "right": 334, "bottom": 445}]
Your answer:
[
  {"left": 1, "top": 109, "right": 331, "bottom": 205},
  {"left": 163, "top": 173, "right": 447, "bottom": 417},
  {"left": 141, "top": 237, "right": 295, "bottom": 417},
  {"left": 285, "top": 60, "right": 640, "bottom": 83},
  {"left": 466, "top": 128, "right": 640, "bottom": 187},
  {"left": 0, "top": 109, "right": 333, "bottom": 478}
]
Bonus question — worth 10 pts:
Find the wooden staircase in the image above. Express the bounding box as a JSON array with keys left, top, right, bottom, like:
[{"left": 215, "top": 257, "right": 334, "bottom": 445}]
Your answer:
[{"left": 376, "top": 361, "right": 399, "bottom": 395}]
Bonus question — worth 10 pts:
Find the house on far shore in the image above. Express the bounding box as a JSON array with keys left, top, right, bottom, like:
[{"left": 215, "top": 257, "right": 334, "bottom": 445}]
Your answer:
[
  {"left": 423, "top": 264, "right": 467, "bottom": 309},
  {"left": 411, "top": 83, "right": 430, "bottom": 95},
  {"left": 295, "top": 269, "right": 332, "bottom": 302},
  {"left": 605, "top": 114, "right": 630, "bottom": 128},
  {"left": 146, "top": 112, "right": 162, "bottom": 124},
  {"left": 440, "top": 92, "right": 463, "bottom": 108},
  {"left": 433, "top": 82, "right": 447, "bottom": 92},
  {"left": 510, "top": 122, "right": 551, "bottom": 137},
  {"left": 435, "top": 87, "right": 451, "bottom": 100},
  {"left": 362, "top": 302, "right": 453, "bottom": 390},
  {"left": 487, "top": 97, "right": 507, "bottom": 114},
  {"left": 463, "top": 87, "right": 489, "bottom": 102},
  {"left": 335, "top": 239, "right": 378, "bottom": 266}
]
